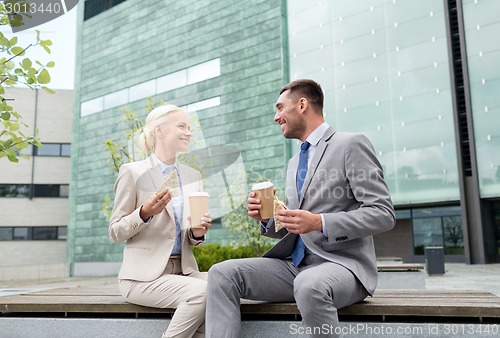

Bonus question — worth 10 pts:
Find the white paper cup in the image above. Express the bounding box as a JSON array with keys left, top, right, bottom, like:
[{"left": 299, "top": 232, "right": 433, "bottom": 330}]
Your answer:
[
  {"left": 189, "top": 192, "right": 210, "bottom": 228},
  {"left": 251, "top": 181, "right": 274, "bottom": 219}
]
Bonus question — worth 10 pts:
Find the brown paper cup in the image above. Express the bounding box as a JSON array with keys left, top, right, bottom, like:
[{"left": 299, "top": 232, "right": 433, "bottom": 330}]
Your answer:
[
  {"left": 189, "top": 192, "right": 209, "bottom": 228},
  {"left": 252, "top": 181, "right": 274, "bottom": 219}
]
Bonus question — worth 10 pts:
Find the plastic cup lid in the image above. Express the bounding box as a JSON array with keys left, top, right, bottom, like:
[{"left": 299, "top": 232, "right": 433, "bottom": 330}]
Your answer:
[
  {"left": 189, "top": 192, "right": 209, "bottom": 197},
  {"left": 252, "top": 181, "right": 273, "bottom": 190}
]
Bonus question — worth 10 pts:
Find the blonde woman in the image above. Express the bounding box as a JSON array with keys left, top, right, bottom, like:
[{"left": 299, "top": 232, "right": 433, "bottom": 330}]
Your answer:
[{"left": 109, "top": 105, "right": 212, "bottom": 338}]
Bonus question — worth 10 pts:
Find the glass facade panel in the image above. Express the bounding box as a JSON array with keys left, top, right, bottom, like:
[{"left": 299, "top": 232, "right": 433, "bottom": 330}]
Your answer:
[
  {"left": 61, "top": 144, "right": 71, "bottom": 156},
  {"left": 413, "top": 217, "right": 443, "bottom": 255},
  {"left": 103, "top": 88, "right": 128, "bottom": 110},
  {"left": 287, "top": 0, "right": 460, "bottom": 205},
  {"left": 34, "top": 184, "right": 60, "bottom": 197},
  {"left": 13, "top": 227, "right": 29, "bottom": 240},
  {"left": 80, "top": 97, "right": 103, "bottom": 117},
  {"left": 128, "top": 79, "right": 156, "bottom": 103},
  {"left": 35, "top": 143, "right": 61, "bottom": 156},
  {"left": 411, "top": 206, "right": 463, "bottom": 255},
  {"left": 187, "top": 59, "right": 221, "bottom": 85},
  {"left": 495, "top": 201, "right": 500, "bottom": 256},
  {"left": 462, "top": 0, "right": 500, "bottom": 197},
  {"left": 33, "top": 227, "right": 58, "bottom": 240},
  {"left": 0, "top": 184, "right": 29, "bottom": 197},
  {"left": 59, "top": 184, "right": 69, "bottom": 198},
  {"left": 186, "top": 97, "right": 221, "bottom": 113},
  {"left": 156, "top": 69, "right": 187, "bottom": 93},
  {"left": 443, "top": 216, "right": 464, "bottom": 255},
  {"left": 0, "top": 227, "right": 13, "bottom": 240},
  {"left": 58, "top": 226, "right": 68, "bottom": 240}
]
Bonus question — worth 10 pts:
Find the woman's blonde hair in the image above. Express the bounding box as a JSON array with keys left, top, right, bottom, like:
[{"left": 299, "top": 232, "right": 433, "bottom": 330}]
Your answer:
[{"left": 138, "top": 104, "right": 185, "bottom": 153}]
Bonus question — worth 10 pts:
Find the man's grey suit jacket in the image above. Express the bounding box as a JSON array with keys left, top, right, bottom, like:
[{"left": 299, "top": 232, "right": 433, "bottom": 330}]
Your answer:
[{"left": 263, "top": 127, "right": 395, "bottom": 295}]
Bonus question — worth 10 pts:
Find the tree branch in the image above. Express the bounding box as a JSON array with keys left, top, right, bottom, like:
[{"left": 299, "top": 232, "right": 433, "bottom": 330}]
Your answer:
[{"left": 4, "top": 43, "right": 34, "bottom": 64}]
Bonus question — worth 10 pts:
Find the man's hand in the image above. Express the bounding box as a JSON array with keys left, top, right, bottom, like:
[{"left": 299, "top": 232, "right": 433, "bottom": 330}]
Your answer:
[
  {"left": 247, "top": 191, "right": 267, "bottom": 223},
  {"left": 275, "top": 209, "right": 322, "bottom": 234}
]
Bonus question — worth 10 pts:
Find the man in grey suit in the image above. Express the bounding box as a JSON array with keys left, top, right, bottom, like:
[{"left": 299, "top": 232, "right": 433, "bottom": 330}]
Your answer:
[{"left": 206, "top": 79, "right": 395, "bottom": 337}]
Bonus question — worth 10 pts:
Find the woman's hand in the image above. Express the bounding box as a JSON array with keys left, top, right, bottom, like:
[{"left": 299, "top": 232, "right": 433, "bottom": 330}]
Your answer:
[
  {"left": 139, "top": 190, "right": 172, "bottom": 221},
  {"left": 189, "top": 213, "right": 212, "bottom": 238}
]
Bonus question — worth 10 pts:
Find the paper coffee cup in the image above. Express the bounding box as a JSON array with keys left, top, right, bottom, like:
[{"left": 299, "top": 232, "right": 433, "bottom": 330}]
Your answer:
[
  {"left": 189, "top": 192, "right": 209, "bottom": 228},
  {"left": 251, "top": 181, "right": 274, "bottom": 219}
]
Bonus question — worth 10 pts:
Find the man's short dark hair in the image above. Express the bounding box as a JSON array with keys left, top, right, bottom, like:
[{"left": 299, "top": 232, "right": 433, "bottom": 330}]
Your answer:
[{"left": 279, "top": 79, "right": 324, "bottom": 114}]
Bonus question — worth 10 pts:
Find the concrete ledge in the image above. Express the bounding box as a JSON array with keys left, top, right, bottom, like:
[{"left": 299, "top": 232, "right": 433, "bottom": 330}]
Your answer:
[
  {"left": 2, "top": 318, "right": 499, "bottom": 338},
  {"left": 72, "top": 262, "right": 121, "bottom": 277},
  {"left": 0, "top": 264, "right": 69, "bottom": 282}
]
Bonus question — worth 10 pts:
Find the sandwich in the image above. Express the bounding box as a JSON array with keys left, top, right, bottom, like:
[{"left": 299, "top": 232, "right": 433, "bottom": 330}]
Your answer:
[
  {"left": 273, "top": 196, "right": 288, "bottom": 231},
  {"left": 158, "top": 169, "right": 179, "bottom": 197}
]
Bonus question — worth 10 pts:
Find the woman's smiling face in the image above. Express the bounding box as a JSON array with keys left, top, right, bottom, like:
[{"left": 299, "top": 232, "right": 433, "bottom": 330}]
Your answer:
[{"left": 157, "top": 110, "right": 192, "bottom": 153}]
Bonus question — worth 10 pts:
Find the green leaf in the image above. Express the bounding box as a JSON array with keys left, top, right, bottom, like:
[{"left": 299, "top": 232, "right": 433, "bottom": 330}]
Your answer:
[
  {"left": 21, "top": 58, "right": 32, "bottom": 70},
  {"left": 10, "top": 122, "right": 20, "bottom": 131},
  {"left": 42, "top": 86, "right": 55, "bottom": 94},
  {"left": 41, "top": 44, "right": 51, "bottom": 54},
  {"left": 1, "top": 112, "right": 11, "bottom": 120},
  {"left": 4, "top": 148, "right": 18, "bottom": 163},
  {"left": 37, "top": 68, "right": 51, "bottom": 84},
  {"left": 11, "top": 46, "right": 25, "bottom": 56},
  {"left": 0, "top": 86, "right": 4, "bottom": 95},
  {"left": 7, "top": 75, "right": 18, "bottom": 84},
  {"left": 9, "top": 37, "right": 18, "bottom": 46},
  {"left": 7, "top": 153, "right": 19, "bottom": 163},
  {"left": 46, "top": 61, "right": 55, "bottom": 68},
  {"left": 40, "top": 40, "right": 52, "bottom": 54},
  {"left": 2, "top": 139, "right": 13, "bottom": 149},
  {"left": 5, "top": 60, "right": 15, "bottom": 70}
]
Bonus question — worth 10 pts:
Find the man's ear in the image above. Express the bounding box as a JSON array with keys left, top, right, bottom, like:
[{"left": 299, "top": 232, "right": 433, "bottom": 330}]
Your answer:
[{"left": 298, "top": 97, "right": 308, "bottom": 113}]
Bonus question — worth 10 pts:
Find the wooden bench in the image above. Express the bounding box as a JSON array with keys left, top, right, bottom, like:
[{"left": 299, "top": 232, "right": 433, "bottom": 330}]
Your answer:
[
  {"left": 377, "top": 256, "right": 403, "bottom": 262},
  {"left": 1, "top": 279, "right": 499, "bottom": 323},
  {"left": 377, "top": 263, "right": 425, "bottom": 272}
]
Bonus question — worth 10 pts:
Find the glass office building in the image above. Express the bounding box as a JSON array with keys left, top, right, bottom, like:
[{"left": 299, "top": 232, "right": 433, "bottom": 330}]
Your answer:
[{"left": 70, "top": 0, "right": 500, "bottom": 275}]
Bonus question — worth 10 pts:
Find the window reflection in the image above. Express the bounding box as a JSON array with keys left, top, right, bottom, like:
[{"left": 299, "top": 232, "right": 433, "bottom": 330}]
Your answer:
[
  {"left": 187, "top": 59, "right": 221, "bottom": 85},
  {"left": 409, "top": 206, "right": 464, "bottom": 255},
  {"left": 287, "top": 0, "right": 459, "bottom": 205},
  {"left": 80, "top": 58, "right": 221, "bottom": 117},
  {"left": 81, "top": 97, "right": 103, "bottom": 117},
  {"left": 0, "top": 226, "right": 67, "bottom": 240},
  {"left": 128, "top": 79, "right": 156, "bottom": 102},
  {"left": 156, "top": 69, "right": 187, "bottom": 93},
  {"left": 0, "top": 184, "right": 69, "bottom": 198},
  {"left": 104, "top": 88, "right": 128, "bottom": 110}
]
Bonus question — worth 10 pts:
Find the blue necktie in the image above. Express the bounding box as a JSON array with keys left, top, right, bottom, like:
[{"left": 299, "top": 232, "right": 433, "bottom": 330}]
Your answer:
[{"left": 291, "top": 141, "right": 310, "bottom": 267}]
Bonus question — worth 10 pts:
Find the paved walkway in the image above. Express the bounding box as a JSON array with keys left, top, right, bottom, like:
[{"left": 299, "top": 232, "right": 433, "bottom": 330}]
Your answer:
[
  {"left": 426, "top": 263, "right": 500, "bottom": 296},
  {"left": 1, "top": 263, "right": 500, "bottom": 296}
]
